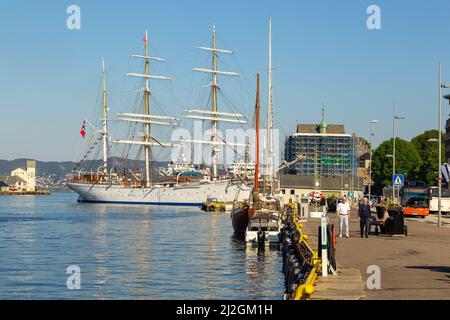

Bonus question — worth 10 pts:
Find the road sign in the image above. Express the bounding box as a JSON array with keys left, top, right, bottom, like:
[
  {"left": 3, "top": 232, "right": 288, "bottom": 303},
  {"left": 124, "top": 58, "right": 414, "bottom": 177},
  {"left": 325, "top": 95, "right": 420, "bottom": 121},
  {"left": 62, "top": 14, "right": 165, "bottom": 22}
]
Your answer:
[{"left": 392, "top": 174, "right": 405, "bottom": 187}]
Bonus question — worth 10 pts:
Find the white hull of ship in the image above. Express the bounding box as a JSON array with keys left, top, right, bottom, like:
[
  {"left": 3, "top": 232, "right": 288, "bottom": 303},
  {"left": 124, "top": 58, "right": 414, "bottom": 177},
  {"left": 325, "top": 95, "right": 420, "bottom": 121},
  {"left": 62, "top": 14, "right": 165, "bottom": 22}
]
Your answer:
[{"left": 67, "top": 180, "right": 251, "bottom": 206}]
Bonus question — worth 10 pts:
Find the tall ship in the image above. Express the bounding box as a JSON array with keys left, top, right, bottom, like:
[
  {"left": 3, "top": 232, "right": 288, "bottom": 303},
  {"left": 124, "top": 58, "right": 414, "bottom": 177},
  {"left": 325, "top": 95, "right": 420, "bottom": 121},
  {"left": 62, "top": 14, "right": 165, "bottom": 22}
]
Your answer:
[{"left": 67, "top": 29, "right": 251, "bottom": 206}]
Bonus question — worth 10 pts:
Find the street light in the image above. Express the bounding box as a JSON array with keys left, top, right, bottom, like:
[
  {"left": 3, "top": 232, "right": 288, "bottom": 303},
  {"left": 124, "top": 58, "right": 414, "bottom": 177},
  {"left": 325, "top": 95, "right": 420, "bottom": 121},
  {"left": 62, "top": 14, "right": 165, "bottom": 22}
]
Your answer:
[
  {"left": 384, "top": 154, "right": 394, "bottom": 200},
  {"left": 392, "top": 102, "right": 405, "bottom": 205},
  {"left": 427, "top": 139, "right": 439, "bottom": 213},
  {"left": 439, "top": 63, "right": 450, "bottom": 228},
  {"left": 368, "top": 120, "right": 379, "bottom": 206}
]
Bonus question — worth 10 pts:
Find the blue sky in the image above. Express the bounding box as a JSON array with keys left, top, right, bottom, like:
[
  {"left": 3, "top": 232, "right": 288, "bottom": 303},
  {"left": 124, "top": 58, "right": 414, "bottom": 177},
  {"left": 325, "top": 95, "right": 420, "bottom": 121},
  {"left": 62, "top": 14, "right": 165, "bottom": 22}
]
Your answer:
[{"left": 1, "top": 0, "right": 450, "bottom": 161}]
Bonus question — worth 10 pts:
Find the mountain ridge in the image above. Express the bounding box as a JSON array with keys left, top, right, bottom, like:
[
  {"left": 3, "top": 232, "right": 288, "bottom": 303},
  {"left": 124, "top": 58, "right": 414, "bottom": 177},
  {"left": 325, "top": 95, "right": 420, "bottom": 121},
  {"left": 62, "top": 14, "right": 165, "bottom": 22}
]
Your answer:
[{"left": 0, "top": 158, "right": 169, "bottom": 179}]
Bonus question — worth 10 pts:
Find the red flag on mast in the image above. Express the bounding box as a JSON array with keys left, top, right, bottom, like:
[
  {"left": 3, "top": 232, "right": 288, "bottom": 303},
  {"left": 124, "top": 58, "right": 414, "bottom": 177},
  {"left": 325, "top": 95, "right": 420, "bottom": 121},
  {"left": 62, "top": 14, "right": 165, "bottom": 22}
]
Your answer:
[
  {"left": 80, "top": 119, "right": 86, "bottom": 138},
  {"left": 143, "top": 33, "right": 147, "bottom": 45}
]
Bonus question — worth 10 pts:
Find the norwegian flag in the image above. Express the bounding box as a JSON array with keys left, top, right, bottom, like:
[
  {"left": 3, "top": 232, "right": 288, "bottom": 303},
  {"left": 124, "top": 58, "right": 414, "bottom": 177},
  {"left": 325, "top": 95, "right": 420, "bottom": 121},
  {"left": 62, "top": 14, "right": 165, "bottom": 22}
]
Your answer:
[
  {"left": 143, "top": 32, "right": 147, "bottom": 45},
  {"left": 80, "top": 119, "right": 86, "bottom": 138}
]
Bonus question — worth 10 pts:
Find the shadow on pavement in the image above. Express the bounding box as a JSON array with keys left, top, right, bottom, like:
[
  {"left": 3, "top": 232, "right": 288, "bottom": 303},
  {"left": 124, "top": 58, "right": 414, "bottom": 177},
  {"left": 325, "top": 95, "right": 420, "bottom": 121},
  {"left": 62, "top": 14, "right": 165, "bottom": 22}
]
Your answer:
[{"left": 406, "top": 266, "right": 450, "bottom": 282}]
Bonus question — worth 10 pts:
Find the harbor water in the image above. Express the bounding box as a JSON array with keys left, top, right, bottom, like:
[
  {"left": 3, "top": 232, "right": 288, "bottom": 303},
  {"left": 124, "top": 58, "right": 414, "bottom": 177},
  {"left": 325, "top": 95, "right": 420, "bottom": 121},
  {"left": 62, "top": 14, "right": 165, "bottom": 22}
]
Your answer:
[{"left": 0, "top": 193, "right": 284, "bottom": 299}]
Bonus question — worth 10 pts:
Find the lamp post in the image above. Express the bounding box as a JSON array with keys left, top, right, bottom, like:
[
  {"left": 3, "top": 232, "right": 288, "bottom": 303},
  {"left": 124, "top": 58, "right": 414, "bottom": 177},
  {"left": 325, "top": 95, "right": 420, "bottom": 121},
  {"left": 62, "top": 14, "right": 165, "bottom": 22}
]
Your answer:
[
  {"left": 439, "top": 63, "right": 450, "bottom": 228},
  {"left": 392, "top": 102, "right": 405, "bottom": 204},
  {"left": 386, "top": 154, "right": 393, "bottom": 201},
  {"left": 427, "top": 138, "right": 439, "bottom": 225},
  {"left": 368, "top": 120, "right": 379, "bottom": 206}
]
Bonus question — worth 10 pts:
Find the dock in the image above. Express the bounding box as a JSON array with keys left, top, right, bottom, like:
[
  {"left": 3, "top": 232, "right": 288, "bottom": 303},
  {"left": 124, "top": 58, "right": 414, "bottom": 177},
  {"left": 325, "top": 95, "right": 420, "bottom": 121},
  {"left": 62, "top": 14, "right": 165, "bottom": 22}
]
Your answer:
[
  {"left": 301, "top": 207, "right": 450, "bottom": 300},
  {"left": 0, "top": 190, "right": 50, "bottom": 196},
  {"left": 301, "top": 218, "right": 366, "bottom": 300}
]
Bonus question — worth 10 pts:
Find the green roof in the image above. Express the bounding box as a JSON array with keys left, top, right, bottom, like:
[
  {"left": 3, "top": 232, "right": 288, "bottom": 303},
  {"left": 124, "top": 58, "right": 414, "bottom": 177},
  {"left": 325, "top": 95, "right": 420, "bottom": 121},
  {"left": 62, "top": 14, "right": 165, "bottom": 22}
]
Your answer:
[{"left": 319, "top": 108, "right": 327, "bottom": 133}]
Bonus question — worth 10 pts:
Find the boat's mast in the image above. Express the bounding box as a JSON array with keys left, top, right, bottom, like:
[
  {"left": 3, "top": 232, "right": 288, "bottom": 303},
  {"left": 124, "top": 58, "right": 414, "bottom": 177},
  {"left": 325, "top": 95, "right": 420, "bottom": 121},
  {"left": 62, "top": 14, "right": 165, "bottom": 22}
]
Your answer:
[
  {"left": 189, "top": 26, "right": 241, "bottom": 176},
  {"left": 211, "top": 25, "right": 219, "bottom": 178},
  {"left": 264, "top": 17, "right": 273, "bottom": 194},
  {"left": 115, "top": 31, "right": 174, "bottom": 179},
  {"left": 102, "top": 57, "right": 108, "bottom": 175},
  {"left": 254, "top": 74, "right": 260, "bottom": 195},
  {"left": 144, "top": 30, "right": 151, "bottom": 187}
]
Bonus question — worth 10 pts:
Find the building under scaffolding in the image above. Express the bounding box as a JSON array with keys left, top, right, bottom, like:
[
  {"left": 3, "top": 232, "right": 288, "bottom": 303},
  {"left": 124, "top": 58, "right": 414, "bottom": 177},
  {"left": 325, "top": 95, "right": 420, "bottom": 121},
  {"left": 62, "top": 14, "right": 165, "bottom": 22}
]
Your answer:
[{"left": 283, "top": 110, "right": 362, "bottom": 196}]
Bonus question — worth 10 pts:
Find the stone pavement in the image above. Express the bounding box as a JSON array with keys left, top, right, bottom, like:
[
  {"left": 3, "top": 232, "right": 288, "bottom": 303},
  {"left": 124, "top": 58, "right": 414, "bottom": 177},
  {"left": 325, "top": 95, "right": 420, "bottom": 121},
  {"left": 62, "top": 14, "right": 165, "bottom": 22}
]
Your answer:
[
  {"left": 303, "top": 209, "right": 450, "bottom": 300},
  {"left": 409, "top": 214, "right": 450, "bottom": 227},
  {"left": 310, "top": 267, "right": 366, "bottom": 300}
]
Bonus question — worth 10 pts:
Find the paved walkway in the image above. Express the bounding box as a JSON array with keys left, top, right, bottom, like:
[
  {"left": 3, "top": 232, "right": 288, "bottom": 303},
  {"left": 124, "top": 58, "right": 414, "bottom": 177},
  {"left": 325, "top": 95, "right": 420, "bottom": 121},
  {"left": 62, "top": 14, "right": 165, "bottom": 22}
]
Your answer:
[
  {"left": 311, "top": 267, "right": 366, "bottom": 300},
  {"left": 408, "top": 214, "right": 450, "bottom": 227},
  {"left": 304, "top": 209, "right": 450, "bottom": 300}
]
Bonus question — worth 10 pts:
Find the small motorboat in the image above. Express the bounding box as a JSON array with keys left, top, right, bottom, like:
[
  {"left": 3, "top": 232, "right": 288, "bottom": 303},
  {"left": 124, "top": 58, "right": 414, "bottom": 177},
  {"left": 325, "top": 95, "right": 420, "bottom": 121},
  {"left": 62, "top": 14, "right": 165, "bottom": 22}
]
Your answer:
[{"left": 245, "top": 212, "right": 281, "bottom": 246}]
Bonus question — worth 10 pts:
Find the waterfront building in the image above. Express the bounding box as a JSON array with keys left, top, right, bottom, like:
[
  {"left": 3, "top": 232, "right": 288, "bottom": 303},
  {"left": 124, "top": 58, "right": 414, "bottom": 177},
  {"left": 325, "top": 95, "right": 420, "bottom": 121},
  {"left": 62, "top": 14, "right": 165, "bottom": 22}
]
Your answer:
[
  {"left": 0, "top": 160, "right": 36, "bottom": 192},
  {"left": 279, "top": 174, "right": 363, "bottom": 204},
  {"left": 446, "top": 118, "right": 450, "bottom": 163},
  {"left": 284, "top": 111, "right": 357, "bottom": 177},
  {"left": 0, "top": 181, "right": 10, "bottom": 191},
  {"left": 281, "top": 111, "right": 366, "bottom": 201},
  {"left": 0, "top": 175, "right": 28, "bottom": 191},
  {"left": 357, "top": 151, "right": 372, "bottom": 187}
]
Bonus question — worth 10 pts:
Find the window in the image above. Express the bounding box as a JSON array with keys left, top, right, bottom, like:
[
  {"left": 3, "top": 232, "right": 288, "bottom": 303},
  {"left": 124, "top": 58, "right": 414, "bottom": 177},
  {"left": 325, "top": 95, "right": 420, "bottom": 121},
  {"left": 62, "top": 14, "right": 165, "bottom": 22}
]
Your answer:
[{"left": 290, "top": 190, "right": 295, "bottom": 195}]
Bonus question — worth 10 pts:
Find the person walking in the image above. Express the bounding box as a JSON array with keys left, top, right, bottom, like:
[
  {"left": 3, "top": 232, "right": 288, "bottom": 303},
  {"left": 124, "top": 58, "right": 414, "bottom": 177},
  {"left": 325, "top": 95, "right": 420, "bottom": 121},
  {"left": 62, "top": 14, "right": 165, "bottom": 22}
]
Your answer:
[
  {"left": 337, "top": 195, "right": 351, "bottom": 238},
  {"left": 358, "top": 198, "right": 371, "bottom": 238}
]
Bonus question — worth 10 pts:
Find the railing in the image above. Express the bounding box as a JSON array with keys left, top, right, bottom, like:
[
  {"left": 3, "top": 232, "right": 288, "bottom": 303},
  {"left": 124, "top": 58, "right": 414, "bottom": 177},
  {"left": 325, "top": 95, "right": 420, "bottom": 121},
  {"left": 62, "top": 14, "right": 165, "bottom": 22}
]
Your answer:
[
  {"left": 68, "top": 171, "right": 144, "bottom": 188},
  {"left": 282, "top": 201, "right": 320, "bottom": 300}
]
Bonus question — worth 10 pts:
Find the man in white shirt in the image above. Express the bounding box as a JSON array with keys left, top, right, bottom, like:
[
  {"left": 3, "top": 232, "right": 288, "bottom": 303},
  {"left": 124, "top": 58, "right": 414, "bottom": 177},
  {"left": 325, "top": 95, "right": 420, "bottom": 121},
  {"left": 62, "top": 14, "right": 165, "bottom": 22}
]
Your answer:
[{"left": 337, "top": 195, "right": 351, "bottom": 238}]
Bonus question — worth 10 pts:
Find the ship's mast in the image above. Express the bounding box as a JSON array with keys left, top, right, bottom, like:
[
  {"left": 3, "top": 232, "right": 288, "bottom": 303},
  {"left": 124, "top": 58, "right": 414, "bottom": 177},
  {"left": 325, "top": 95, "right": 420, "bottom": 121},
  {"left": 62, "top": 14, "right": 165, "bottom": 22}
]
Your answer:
[
  {"left": 189, "top": 25, "right": 242, "bottom": 179},
  {"left": 264, "top": 17, "right": 274, "bottom": 194},
  {"left": 254, "top": 74, "right": 260, "bottom": 195},
  {"left": 211, "top": 26, "right": 219, "bottom": 178},
  {"left": 101, "top": 57, "right": 108, "bottom": 175},
  {"left": 143, "top": 30, "right": 151, "bottom": 187},
  {"left": 114, "top": 30, "right": 175, "bottom": 188}
]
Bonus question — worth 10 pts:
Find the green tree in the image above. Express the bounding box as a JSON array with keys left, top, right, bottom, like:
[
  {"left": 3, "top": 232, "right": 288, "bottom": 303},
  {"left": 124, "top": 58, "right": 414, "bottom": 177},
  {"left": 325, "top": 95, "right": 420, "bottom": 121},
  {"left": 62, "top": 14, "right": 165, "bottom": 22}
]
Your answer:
[
  {"left": 411, "top": 130, "right": 445, "bottom": 186},
  {"left": 372, "top": 138, "right": 422, "bottom": 191}
]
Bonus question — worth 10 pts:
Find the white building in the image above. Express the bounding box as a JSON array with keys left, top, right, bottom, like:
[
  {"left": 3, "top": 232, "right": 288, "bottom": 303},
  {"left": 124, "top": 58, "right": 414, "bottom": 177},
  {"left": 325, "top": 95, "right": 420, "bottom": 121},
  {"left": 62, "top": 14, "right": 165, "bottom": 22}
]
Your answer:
[
  {"left": 0, "top": 175, "right": 28, "bottom": 191},
  {"left": 2, "top": 160, "right": 36, "bottom": 191}
]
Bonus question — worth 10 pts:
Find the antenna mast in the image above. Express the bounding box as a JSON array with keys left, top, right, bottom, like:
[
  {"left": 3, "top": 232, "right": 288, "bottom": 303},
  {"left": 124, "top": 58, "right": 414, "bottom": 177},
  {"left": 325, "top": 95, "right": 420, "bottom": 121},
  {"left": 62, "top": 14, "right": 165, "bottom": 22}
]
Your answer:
[
  {"left": 264, "top": 17, "right": 274, "bottom": 194},
  {"left": 101, "top": 57, "right": 108, "bottom": 176}
]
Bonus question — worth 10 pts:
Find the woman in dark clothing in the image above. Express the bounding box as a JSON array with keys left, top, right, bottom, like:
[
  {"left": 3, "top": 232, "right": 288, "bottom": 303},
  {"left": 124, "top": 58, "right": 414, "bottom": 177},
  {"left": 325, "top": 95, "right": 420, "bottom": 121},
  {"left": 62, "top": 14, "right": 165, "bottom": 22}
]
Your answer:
[{"left": 358, "top": 198, "right": 372, "bottom": 238}]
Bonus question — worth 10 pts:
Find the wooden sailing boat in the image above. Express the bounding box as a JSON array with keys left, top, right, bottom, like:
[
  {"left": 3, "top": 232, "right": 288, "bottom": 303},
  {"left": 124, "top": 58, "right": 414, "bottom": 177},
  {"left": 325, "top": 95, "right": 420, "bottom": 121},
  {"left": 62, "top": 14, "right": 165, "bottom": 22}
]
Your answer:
[
  {"left": 231, "top": 72, "right": 282, "bottom": 240},
  {"left": 231, "top": 73, "right": 261, "bottom": 233},
  {"left": 231, "top": 17, "right": 281, "bottom": 234}
]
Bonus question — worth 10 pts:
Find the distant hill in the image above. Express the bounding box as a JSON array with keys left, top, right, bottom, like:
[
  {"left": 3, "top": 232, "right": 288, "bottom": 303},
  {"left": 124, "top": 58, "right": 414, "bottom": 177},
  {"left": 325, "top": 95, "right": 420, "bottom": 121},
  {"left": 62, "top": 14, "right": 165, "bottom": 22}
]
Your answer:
[{"left": 0, "top": 158, "right": 169, "bottom": 179}]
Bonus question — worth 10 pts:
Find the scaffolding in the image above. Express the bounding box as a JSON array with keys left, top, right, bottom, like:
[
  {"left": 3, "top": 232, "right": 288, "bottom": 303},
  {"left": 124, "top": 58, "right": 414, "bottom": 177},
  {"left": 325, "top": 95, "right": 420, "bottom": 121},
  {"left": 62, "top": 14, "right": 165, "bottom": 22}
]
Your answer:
[{"left": 285, "top": 133, "right": 357, "bottom": 178}]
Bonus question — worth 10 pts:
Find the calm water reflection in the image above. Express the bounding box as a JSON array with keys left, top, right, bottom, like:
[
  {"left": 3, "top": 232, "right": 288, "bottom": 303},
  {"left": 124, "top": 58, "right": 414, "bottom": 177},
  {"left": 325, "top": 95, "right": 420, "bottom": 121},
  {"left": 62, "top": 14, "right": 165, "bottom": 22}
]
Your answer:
[{"left": 0, "top": 193, "right": 284, "bottom": 299}]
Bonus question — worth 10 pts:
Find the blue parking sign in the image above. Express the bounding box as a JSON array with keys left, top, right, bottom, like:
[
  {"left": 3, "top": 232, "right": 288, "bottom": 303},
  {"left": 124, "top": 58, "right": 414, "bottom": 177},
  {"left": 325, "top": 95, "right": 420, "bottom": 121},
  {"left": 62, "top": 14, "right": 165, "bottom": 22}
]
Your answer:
[{"left": 392, "top": 174, "right": 405, "bottom": 186}]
